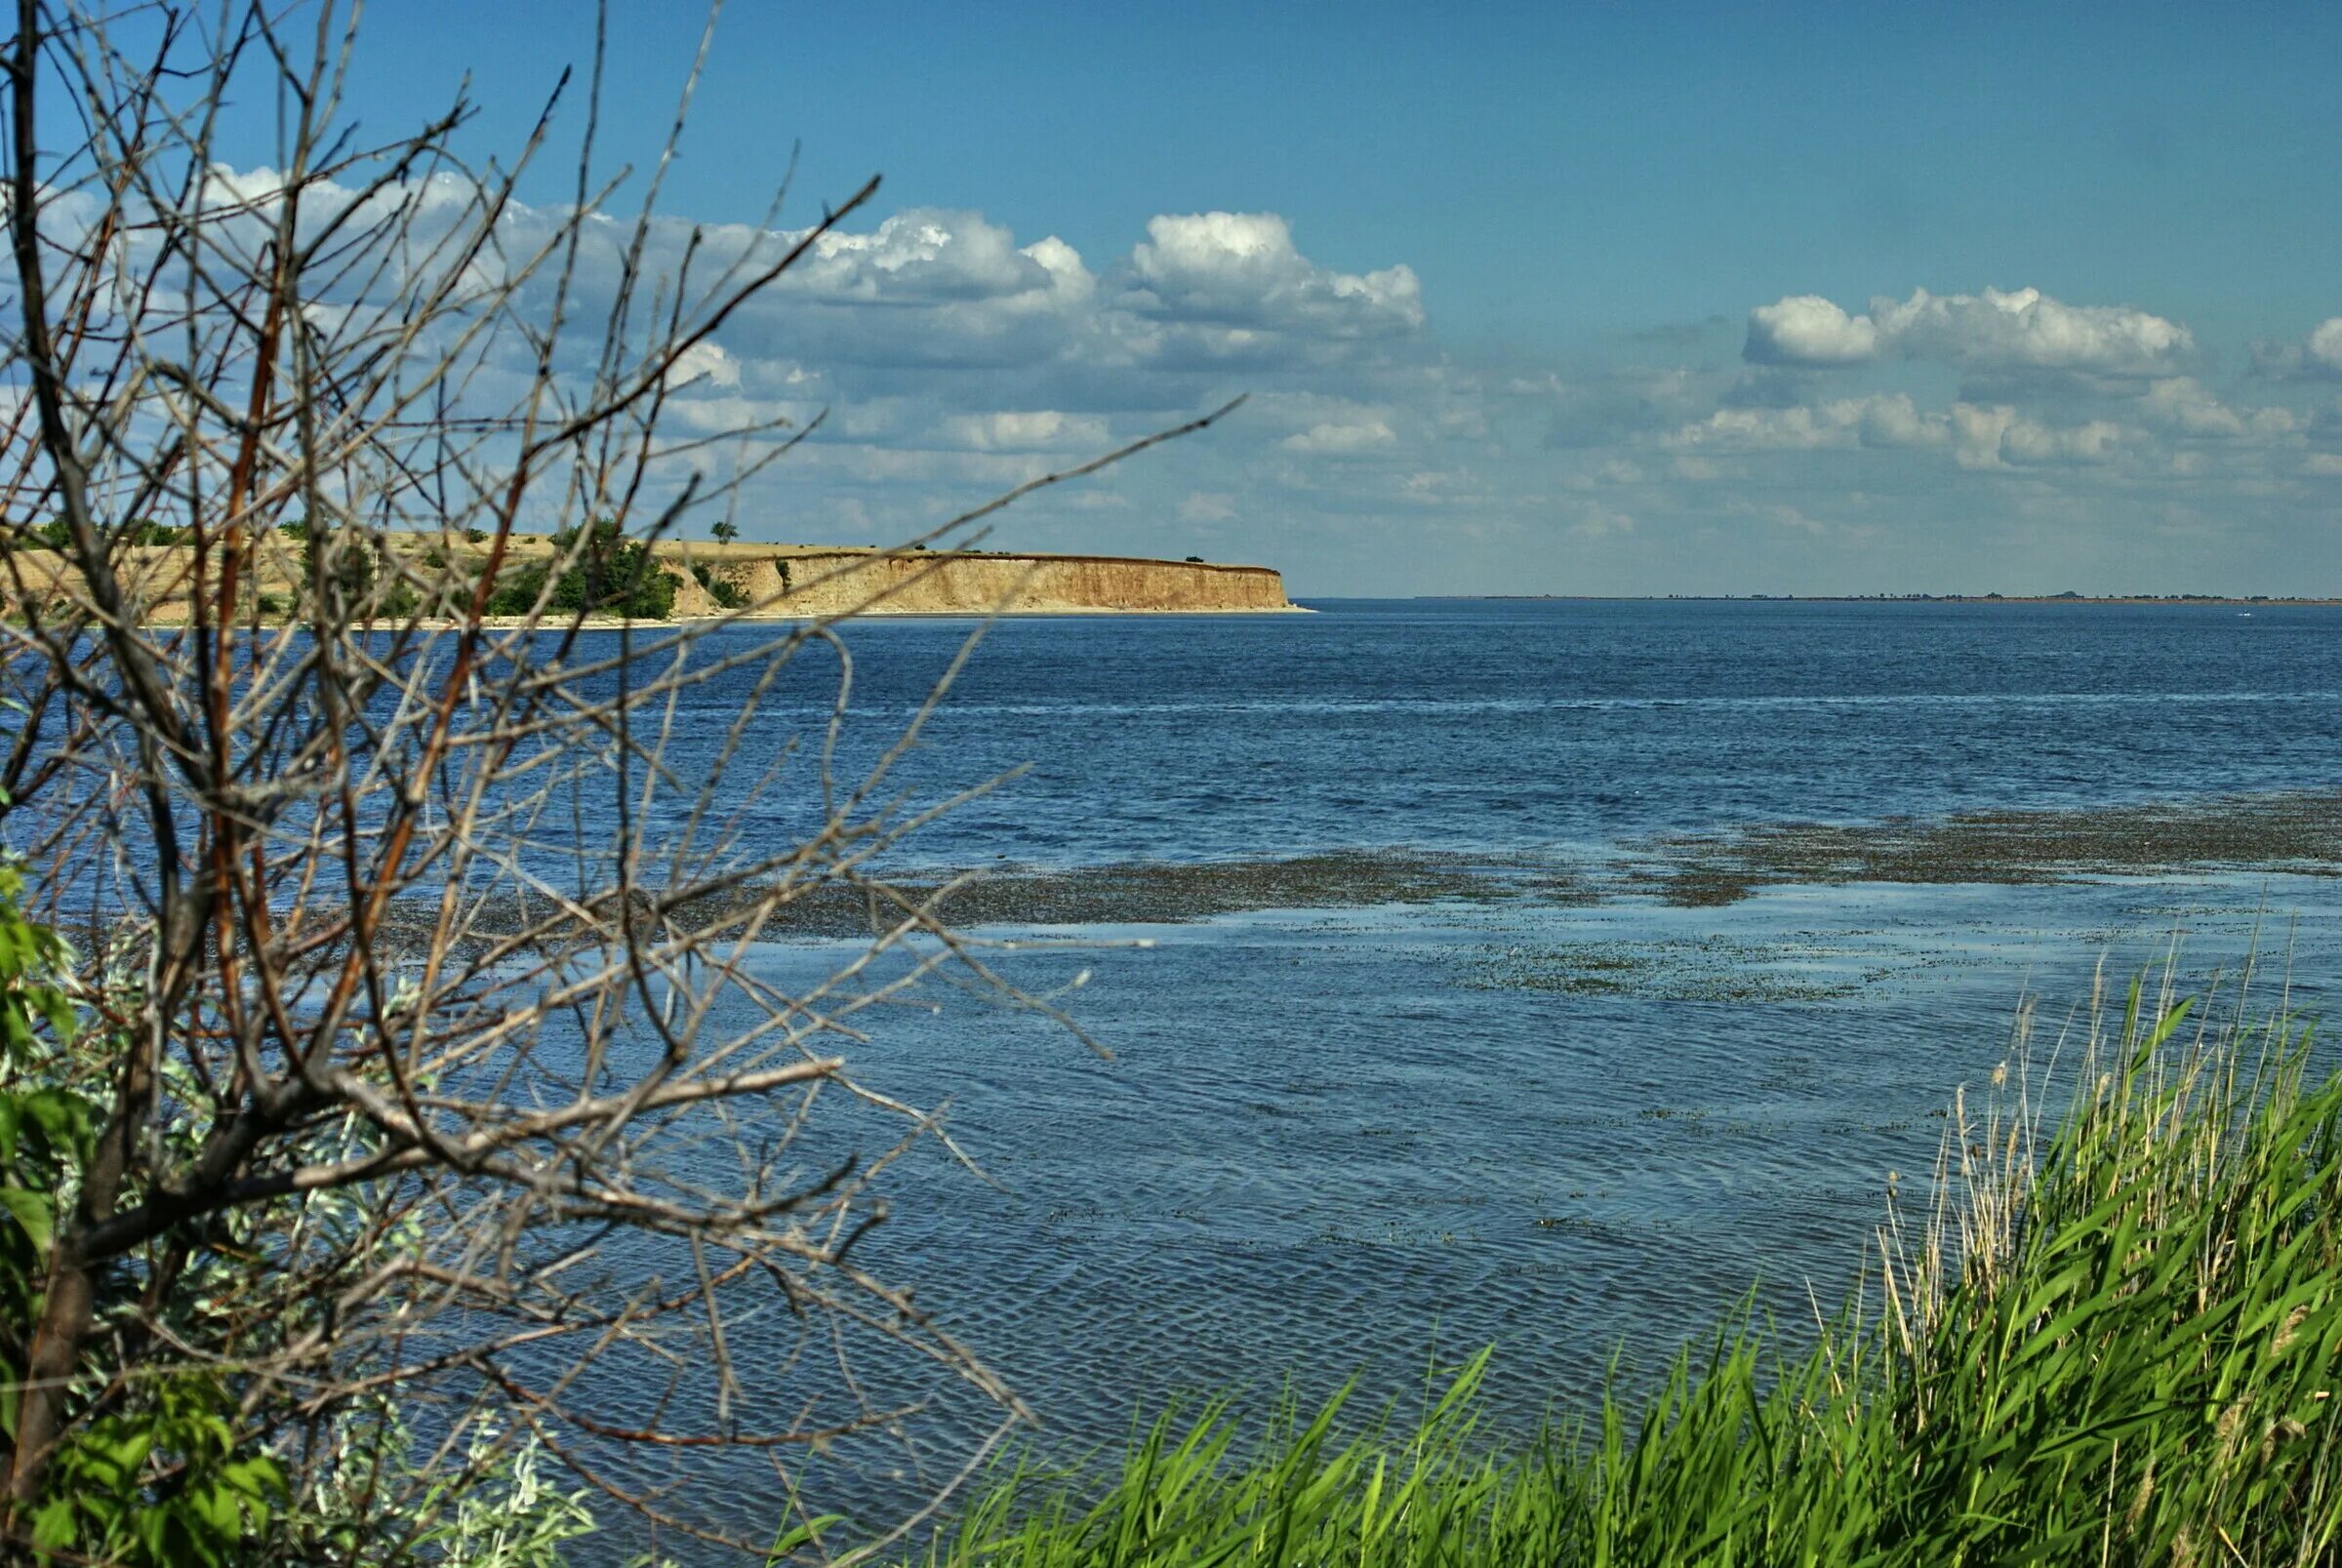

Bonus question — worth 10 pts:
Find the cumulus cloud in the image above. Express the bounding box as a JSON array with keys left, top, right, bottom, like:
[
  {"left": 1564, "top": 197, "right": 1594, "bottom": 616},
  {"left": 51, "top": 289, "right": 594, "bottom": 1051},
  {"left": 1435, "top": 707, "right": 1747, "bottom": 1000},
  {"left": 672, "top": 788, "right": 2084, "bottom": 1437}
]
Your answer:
[
  {"left": 2309, "top": 319, "right": 2342, "bottom": 372},
  {"left": 1744, "top": 296, "right": 1878, "bottom": 365},
  {"left": 2273, "top": 317, "right": 2342, "bottom": 379},
  {"left": 1854, "top": 392, "right": 1950, "bottom": 449},
  {"left": 1926, "top": 405, "right": 2136, "bottom": 469},
  {"left": 1669, "top": 393, "right": 2149, "bottom": 471},
  {"left": 244, "top": 186, "right": 1418, "bottom": 401},
  {"left": 707, "top": 208, "right": 1104, "bottom": 373},
  {"left": 1744, "top": 286, "right": 2193, "bottom": 376},
  {"left": 1992, "top": 413, "right": 2129, "bottom": 466},
  {"left": 1667, "top": 393, "right": 1946, "bottom": 452},
  {"left": 2136, "top": 378, "right": 2297, "bottom": 441},
  {"left": 1124, "top": 212, "right": 1424, "bottom": 341},
  {"left": 1881, "top": 288, "right": 2190, "bottom": 375},
  {"left": 227, "top": 169, "right": 1433, "bottom": 433},
  {"left": 787, "top": 210, "right": 1075, "bottom": 302}
]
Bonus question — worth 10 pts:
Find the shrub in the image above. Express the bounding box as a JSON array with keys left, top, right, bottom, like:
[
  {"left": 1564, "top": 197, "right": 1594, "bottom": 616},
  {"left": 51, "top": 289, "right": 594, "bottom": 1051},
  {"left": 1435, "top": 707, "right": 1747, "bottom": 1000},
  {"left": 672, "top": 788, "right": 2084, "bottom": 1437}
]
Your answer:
[
  {"left": 300, "top": 525, "right": 375, "bottom": 615},
  {"left": 690, "top": 560, "right": 752, "bottom": 610},
  {"left": 29, "top": 518, "right": 182, "bottom": 548},
  {"left": 487, "top": 522, "right": 680, "bottom": 619}
]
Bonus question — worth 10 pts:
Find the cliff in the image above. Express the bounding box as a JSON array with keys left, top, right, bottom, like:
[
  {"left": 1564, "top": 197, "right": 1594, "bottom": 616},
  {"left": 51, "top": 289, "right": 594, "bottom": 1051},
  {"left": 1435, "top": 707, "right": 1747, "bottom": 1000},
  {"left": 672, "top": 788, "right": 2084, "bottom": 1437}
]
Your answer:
[
  {"left": 658, "top": 544, "right": 1295, "bottom": 617},
  {"left": 6, "top": 537, "right": 1298, "bottom": 622}
]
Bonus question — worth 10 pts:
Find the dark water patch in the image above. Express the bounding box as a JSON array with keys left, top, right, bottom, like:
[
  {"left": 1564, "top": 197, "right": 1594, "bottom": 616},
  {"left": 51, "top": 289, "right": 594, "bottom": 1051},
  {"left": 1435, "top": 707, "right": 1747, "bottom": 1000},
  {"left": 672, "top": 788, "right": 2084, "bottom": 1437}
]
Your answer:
[
  {"left": 902, "top": 851, "right": 1589, "bottom": 927},
  {"left": 1637, "top": 789, "right": 2342, "bottom": 906},
  {"left": 378, "top": 849, "right": 1592, "bottom": 958},
  {"left": 377, "top": 789, "right": 2341, "bottom": 966}
]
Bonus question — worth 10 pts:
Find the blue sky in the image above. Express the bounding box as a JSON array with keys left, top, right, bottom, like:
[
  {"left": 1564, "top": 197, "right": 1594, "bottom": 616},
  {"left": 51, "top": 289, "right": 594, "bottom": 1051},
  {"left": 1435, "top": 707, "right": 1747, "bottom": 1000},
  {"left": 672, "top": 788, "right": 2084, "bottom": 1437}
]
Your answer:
[{"left": 288, "top": 2, "right": 2342, "bottom": 594}]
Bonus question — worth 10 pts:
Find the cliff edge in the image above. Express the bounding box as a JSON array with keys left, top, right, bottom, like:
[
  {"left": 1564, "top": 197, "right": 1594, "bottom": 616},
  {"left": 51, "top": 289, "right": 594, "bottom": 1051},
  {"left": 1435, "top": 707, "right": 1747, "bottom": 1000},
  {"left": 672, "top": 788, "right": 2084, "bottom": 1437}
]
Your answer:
[
  {"left": 6, "top": 537, "right": 1298, "bottom": 622},
  {"left": 660, "top": 543, "right": 1296, "bottom": 617}
]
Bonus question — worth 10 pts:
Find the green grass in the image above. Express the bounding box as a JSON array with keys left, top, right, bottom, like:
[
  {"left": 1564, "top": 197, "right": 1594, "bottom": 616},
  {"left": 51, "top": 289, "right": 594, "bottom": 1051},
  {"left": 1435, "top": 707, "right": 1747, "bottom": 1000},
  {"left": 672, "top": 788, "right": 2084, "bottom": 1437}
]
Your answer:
[{"left": 878, "top": 976, "right": 2342, "bottom": 1567}]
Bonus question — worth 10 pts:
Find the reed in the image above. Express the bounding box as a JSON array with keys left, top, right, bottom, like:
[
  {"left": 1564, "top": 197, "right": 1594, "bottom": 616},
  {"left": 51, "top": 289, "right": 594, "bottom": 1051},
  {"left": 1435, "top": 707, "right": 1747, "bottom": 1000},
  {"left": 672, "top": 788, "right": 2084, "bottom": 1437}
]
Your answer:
[{"left": 884, "top": 972, "right": 2342, "bottom": 1566}]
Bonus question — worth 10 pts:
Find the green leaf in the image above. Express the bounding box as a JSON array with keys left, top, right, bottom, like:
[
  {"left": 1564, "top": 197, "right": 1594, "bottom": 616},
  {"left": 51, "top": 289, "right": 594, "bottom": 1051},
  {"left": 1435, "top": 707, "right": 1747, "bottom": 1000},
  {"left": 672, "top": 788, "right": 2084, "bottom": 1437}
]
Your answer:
[
  {"left": 29, "top": 1498, "right": 78, "bottom": 1551},
  {"left": 0, "top": 1186, "right": 52, "bottom": 1253}
]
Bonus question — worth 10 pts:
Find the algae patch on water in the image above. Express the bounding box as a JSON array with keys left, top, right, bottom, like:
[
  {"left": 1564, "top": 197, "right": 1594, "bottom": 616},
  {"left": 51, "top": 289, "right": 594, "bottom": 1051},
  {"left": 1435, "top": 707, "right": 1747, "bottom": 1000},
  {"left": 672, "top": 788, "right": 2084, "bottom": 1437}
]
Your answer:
[{"left": 1635, "top": 787, "right": 2342, "bottom": 906}]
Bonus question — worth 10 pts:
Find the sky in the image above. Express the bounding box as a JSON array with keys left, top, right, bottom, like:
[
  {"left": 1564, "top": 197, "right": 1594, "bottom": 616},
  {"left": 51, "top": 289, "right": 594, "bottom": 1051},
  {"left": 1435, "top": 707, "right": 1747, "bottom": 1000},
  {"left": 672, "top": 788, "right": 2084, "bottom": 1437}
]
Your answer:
[{"left": 221, "top": 2, "right": 2342, "bottom": 596}]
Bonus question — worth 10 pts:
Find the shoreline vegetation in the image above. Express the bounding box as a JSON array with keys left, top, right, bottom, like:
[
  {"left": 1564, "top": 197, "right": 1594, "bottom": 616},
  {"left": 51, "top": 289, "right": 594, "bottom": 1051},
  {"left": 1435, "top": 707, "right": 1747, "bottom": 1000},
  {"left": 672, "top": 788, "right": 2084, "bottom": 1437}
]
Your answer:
[{"left": 892, "top": 977, "right": 2342, "bottom": 1567}]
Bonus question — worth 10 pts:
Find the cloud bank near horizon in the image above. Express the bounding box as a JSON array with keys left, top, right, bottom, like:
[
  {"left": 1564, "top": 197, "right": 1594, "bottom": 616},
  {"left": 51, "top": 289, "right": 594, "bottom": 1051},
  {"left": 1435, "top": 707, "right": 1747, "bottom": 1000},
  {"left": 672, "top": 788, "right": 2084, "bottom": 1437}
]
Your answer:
[{"left": 210, "top": 165, "right": 2342, "bottom": 596}]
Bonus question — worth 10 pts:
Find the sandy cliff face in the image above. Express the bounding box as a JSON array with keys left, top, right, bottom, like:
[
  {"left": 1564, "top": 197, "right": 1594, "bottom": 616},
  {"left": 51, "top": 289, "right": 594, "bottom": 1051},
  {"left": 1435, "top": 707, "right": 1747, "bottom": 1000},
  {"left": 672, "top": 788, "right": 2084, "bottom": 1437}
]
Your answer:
[
  {"left": 662, "top": 547, "right": 1295, "bottom": 617},
  {"left": 9, "top": 540, "right": 1296, "bottom": 622}
]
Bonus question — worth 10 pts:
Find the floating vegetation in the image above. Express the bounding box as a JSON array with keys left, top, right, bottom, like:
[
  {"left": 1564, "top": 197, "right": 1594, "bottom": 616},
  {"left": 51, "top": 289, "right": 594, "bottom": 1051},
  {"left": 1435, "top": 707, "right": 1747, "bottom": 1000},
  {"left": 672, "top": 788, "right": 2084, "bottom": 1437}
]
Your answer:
[{"left": 1639, "top": 787, "right": 2342, "bottom": 906}]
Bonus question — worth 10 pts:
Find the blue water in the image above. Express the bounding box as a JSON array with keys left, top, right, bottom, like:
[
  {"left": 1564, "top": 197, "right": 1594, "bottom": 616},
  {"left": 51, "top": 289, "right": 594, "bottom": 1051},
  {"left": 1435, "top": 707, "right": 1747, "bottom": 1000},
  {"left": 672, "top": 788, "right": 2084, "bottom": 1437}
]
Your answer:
[
  {"left": 550, "top": 600, "right": 2342, "bottom": 1549},
  {"left": 622, "top": 598, "right": 2342, "bottom": 870}
]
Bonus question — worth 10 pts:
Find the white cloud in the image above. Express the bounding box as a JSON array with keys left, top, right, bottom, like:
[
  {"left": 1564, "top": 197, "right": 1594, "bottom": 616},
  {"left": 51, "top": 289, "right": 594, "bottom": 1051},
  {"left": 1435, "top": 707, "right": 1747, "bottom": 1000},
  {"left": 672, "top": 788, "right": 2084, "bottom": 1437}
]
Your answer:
[
  {"left": 1744, "top": 296, "right": 1879, "bottom": 365},
  {"left": 1670, "top": 393, "right": 2148, "bottom": 471},
  {"left": 1667, "top": 393, "right": 1947, "bottom": 452},
  {"left": 1854, "top": 392, "right": 1951, "bottom": 449},
  {"left": 937, "top": 410, "right": 1110, "bottom": 452},
  {"left": 786, "top": 209, "right": 1082, "bottom": 305},
  {"left": 1281, "top": 418, "right": 1398, "bottom": 455},
  {"left": 1744, "top": 286, "right": 2192, "bottom": 376},
  {"left": 663, "top": 340, "right": 741, "bottom": 390},
  {"left": 1995, "top": 414, "right": 2129, "bottom": 466},
  {"left": 2136, "top": 378, "right": 2297, "bottom": 441},
  {"left": 660, "top": 392, "right": 815, "bottom": 437},
  {"left": 1879, "top": 288, "right": 2191, "bottom": 375},
  {"left": 1947, "top": 405, "right": 2135, "bottom": 469},
  {"left": 1668, "top": 402, "right": 1864, "bottom": 451},
  {"left": 1124, "top": 212, "right": 1424, "bottom": 342},
  {"left": 2311, "top": 318, "right": 2342, "bottom": 376}
]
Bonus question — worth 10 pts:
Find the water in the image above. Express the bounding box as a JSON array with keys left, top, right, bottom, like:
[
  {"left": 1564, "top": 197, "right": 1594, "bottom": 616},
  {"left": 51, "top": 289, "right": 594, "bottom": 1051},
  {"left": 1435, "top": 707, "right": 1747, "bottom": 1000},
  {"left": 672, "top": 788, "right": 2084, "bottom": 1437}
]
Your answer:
[
  {"left": 550, "top": 600, "right": 2342, "bottom": 1548},
  {"left": 622, "top": 597, "right": 2342, "bottom": 868}
]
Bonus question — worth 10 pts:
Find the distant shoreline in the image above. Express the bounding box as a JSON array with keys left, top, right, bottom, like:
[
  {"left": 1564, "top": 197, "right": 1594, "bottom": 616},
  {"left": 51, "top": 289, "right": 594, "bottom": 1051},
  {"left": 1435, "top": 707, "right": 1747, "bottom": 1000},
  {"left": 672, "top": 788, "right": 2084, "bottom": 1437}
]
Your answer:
[
  {"left": 1413, "top": 594, "right": 2342, "bottom": 607},
  {"left": 13, "top": 535, "right": 1303, "bottom": 622}
]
